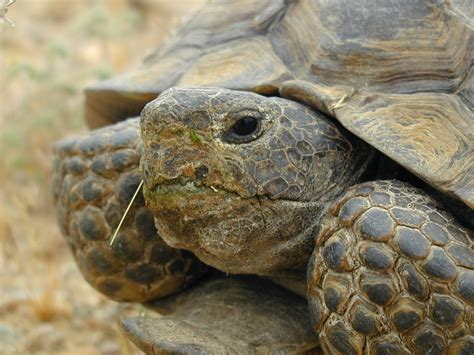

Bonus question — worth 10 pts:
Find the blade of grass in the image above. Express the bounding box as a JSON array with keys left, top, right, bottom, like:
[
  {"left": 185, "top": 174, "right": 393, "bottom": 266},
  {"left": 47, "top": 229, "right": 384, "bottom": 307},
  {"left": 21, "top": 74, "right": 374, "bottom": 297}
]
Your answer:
[{"left": 109, "top": 180, "right": 143, "bottom": 247}]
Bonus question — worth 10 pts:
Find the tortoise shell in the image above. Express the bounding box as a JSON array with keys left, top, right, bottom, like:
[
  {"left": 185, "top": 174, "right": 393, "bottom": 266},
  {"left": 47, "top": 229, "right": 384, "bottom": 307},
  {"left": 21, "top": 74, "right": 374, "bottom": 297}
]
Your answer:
[{"left": 85, "top": 0, "right": 473, "bottom": 209}]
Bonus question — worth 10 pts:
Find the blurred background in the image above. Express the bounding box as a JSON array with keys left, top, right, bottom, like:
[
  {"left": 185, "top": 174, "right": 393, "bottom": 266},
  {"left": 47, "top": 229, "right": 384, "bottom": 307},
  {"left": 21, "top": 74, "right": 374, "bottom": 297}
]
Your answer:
[{"left": 0, "top": 0, "right": 204, "bottom": 353}]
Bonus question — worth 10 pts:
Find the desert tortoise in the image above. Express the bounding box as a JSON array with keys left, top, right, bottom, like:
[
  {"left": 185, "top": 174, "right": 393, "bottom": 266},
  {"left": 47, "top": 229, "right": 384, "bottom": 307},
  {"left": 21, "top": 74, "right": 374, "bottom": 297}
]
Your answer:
[{"left": 53, "top": 0, "right": 473, "bottom": 353}]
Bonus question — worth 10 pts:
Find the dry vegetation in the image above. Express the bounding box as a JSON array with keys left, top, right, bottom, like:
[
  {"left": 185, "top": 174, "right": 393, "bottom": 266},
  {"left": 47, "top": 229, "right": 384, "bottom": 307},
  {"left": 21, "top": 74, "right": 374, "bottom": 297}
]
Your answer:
[{"left": 0, "top": 0, "right": 203, "bottom": 353}]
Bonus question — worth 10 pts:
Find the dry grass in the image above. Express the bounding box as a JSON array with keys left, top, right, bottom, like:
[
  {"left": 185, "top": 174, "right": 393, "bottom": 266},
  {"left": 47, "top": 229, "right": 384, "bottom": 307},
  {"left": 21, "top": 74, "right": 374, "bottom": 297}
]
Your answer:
[{"left": 0, "top": 0, "right": 204, "bottom": 353}]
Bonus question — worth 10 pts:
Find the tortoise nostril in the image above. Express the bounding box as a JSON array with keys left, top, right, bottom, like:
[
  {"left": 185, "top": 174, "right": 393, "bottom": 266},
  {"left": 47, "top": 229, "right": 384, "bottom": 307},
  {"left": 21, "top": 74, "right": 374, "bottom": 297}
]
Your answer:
[{"left": 195, "top": 165, "right": 209, "bottom": 180}]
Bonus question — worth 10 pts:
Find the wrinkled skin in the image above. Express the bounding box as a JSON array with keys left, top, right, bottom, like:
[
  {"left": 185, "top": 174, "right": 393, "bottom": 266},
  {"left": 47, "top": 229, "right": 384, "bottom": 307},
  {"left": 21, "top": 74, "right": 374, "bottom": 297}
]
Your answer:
[{"left": 141, "top": 87, "right": 372, "bottom": 275}]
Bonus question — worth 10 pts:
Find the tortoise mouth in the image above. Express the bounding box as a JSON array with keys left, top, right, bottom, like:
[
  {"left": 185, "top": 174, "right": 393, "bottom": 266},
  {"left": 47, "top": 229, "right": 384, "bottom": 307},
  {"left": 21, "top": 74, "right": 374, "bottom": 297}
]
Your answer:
[
  {"left": 152, "top": 180, "right": 234, "bottom": 197},
  {"left": 145, "top": 178, "right": 319, "bottom": 275},
  {"left": 144, "top": 179, "right": 249, "bottom": 259}
]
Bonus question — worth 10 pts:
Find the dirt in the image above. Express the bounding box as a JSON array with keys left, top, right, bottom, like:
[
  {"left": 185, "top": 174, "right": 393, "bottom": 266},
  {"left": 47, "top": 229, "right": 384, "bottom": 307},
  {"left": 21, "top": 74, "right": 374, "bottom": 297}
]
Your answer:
[{"left": 0, "top": 1, "right": 204, "bottom": 353}]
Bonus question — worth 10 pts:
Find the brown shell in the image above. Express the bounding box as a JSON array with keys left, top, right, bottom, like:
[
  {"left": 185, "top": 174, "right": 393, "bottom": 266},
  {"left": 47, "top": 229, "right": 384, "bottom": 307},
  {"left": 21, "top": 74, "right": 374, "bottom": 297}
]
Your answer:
[{"left": 85, "top": 0, "right": 473, "bottom": 208}]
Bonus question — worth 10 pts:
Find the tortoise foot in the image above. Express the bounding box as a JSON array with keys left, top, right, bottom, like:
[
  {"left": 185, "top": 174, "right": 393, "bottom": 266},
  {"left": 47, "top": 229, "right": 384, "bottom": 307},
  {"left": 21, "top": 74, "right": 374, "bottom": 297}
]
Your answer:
[{"left": 121, "top": 276, "right": 320, "bottom": 354}]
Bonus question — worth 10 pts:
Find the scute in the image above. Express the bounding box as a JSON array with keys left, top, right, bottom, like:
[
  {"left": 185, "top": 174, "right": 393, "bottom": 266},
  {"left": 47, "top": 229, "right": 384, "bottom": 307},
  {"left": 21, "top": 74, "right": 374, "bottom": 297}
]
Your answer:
[
  {"left": 276, "top": 0, "right": 473, "bottom": 208},
  {"left": 335, "top": 92, "right": 474, "bottom": 208}
]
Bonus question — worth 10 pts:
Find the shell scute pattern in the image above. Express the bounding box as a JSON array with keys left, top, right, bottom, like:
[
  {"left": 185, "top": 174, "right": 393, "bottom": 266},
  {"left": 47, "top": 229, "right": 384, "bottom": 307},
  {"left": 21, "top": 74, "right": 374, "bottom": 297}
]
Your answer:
[
  {"left": 308, "top": 180, "right": 474, "bottom": 354},
  {"left": 52, "top": 118, "right": 206, "bottom": 302}
]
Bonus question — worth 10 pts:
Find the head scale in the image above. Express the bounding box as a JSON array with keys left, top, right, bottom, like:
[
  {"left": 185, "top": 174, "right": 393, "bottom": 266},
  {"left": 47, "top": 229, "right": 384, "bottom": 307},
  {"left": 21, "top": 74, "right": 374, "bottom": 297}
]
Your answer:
[{"left": 141, "top": 87, "right": 372, "bottom": 274}]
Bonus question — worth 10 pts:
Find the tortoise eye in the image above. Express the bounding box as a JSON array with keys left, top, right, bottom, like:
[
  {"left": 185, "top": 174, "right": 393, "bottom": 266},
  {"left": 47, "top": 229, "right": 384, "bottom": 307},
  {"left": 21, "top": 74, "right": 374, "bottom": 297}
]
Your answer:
[
  {"left": 233, "top": 117, "right": 259, "bottom": 136},
  {"left": 224, "top": 116, "right": 261, "bottom": 143}
]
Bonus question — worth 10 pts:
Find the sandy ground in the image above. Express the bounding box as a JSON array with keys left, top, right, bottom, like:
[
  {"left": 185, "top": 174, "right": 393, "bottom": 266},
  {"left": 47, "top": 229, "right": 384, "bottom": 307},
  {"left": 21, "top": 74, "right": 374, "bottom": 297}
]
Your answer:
[{"left": 0, "top": 1, "right": 203, "bottom": 353}]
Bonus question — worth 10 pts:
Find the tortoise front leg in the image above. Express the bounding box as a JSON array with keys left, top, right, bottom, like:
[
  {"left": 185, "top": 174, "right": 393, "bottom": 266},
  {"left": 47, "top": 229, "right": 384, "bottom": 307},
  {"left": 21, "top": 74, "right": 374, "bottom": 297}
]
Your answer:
[
  {"left": 52, "top": 118, "right": 207, "bottom": 302},
  {"left": 307, "top": 180, "right": 473, "bottom": 354}
]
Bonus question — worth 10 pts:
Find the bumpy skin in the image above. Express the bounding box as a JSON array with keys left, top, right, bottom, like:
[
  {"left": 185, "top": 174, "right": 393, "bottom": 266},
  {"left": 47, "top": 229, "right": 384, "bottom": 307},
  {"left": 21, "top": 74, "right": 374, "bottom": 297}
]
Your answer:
[
  {"left": 52, "top": 118, "right": 206, "bottom": 302},
  {"left": 308, "top": 180, "right": 474, "bottom": 354},
  {"left": 141, "top": 87, "right": 372, "bottom": 275}
]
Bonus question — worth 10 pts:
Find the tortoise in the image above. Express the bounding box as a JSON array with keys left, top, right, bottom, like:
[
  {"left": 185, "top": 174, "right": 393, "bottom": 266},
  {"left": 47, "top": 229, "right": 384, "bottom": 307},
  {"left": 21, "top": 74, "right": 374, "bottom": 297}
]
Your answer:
[{"left": 52, "top": 0, "right": 474, "bottom": 353}]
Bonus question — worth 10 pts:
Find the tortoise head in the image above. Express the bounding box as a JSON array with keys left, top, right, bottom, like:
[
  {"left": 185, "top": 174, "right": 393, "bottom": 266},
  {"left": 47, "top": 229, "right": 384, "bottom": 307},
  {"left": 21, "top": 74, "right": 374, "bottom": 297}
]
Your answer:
[{"left": 141, "top": 87, "right": 371, "bottom": 274}]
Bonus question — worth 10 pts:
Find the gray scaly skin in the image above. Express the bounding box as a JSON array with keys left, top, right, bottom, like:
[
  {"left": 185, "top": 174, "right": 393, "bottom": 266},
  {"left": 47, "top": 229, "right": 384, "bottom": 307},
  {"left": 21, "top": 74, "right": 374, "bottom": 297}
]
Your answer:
[
  {"left": 53, "top": 87, "right": 474, "bottom": 354},
  {"left": 141, "top": 87, "right": 372, "bottom": 275}
]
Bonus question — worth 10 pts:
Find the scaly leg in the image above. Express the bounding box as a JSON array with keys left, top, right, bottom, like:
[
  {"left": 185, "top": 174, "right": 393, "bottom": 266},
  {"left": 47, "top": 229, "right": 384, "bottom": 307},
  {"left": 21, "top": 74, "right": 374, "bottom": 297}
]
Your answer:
[
  {"left": 307, "top": 180, "right": 473, "bottom": 354},
  {"left": 52, "top": 118, "right": 207, "bottom": 302}
]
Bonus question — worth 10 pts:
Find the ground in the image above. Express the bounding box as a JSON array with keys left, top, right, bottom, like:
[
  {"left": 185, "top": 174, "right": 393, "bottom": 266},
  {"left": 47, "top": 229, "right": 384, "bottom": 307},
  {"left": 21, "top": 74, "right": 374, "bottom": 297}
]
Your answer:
[{"left": 0, "top": 1, "right": 203, "bottom": 353}]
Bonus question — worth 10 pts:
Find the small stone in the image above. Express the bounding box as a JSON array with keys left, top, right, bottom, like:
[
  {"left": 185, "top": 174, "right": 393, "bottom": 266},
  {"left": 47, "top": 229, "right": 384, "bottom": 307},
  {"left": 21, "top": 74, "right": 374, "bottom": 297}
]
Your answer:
[
  {"left": 23, "top": 324, "right": 65, "bottom": 352},
  {"left": 0, "top": 324, "right": 23, "bottom": 352},
  {"left": 100, "top": 340, "right": 120, "bottom": 355}
]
